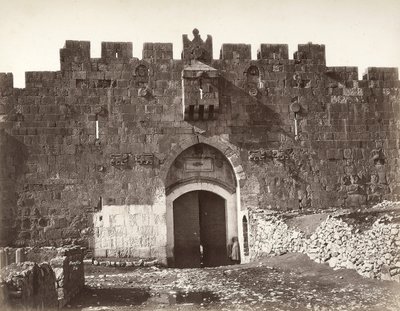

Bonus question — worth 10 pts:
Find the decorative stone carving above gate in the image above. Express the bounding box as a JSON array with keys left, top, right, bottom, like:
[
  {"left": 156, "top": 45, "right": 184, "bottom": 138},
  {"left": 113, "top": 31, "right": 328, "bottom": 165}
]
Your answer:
[
  {"left": 182, "top": 61, "right": 220, "bottom": 121},
  {"left": 165, "top": 143, "right": 237, "bottom": 194},
  {"left": 181, "top": 29, "right": 219, "bottom": 121},
  {"left": 111, "top": 153, "right": 131, "bottom": 169},
  {"left": 184, "top": 157, "right": 214, "bottom": 172},
  {"left": 110, "top": 153, "right": 154, "bottom": 169},
  {"left": 246, "top": 65, "right": 261, "bottom": 97},
  {"left": 248, "top": 148, "right": 292, "bottom": 163},
  {"left": 135, "top": 153, "right": 154, "bottom": 165},
  {"left": 182, "top": 28, "right": 213, "bottom": 64}
]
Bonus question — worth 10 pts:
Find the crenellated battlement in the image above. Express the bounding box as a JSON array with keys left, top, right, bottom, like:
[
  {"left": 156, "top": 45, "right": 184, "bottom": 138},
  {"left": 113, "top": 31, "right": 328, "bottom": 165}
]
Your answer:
[
  {"left": 220, "top": 44, "right": 251, "bottom": 60},
  {"left": 363, "top": 67, "right": 398, "bottom": 81},
  {"left": 257, "top": 44, "right": 289, "bottom": 60},
  {"left": 60, "top": 40, "right": 91, "bottom": 71},
  {"left": 294, "top": 43, "right": 325, "bottom": 64},
  {"left": 57, "top": 38, "right": 328, "bottom": 65},
  {"left": 143, "top": 43, "right": 173, "bottom": 61},
  {"left": 53, "top": 30, "right": 330, "bottom": 70},
  {"left": 101, "top": 42, "right": 133, "bottom": 60},
  {"left": 0, "top": 29, "right": 399, "bottom": 91}
]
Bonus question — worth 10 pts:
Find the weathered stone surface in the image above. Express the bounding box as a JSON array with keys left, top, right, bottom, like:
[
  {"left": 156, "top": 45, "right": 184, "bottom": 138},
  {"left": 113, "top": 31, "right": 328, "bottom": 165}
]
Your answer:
[
  {"left": 251, "top": 201, "right": 400, "bottom": 281},
  {"left": 0, "top": 29, "right": 399, "bottom": 268}
]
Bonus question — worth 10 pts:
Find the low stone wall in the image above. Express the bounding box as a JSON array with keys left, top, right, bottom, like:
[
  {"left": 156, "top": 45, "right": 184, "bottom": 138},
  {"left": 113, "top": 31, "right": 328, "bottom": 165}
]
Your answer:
[
  {"left": 0, "top": 247, "right": 59, "bottom": 267},
  {"left": 92, "top": 257, "right": 159, "bottom": 267},
  {"left": 250, "top": 202, "right": 400, "bottom": 282},
  {"left": 0, "top": 246, "right": 84, "bottom": 309}
]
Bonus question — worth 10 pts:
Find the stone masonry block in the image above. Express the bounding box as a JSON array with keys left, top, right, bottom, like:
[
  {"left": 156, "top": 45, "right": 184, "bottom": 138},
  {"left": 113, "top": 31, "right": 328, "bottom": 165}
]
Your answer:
[
  {"left": 363, "top": 67, "right": 399, "bottom": 81},
  {"left": 294, "top": 43, "right": 325, "bottom": 64},
  {"left": 257, "top": 44, "right": 288, "bottom": 60},
  {"left": 142, "top": 43, "right": 173, "bottom": 60},
  {"left": 220, "top": 44, "right": 251, "bottom": 60}
]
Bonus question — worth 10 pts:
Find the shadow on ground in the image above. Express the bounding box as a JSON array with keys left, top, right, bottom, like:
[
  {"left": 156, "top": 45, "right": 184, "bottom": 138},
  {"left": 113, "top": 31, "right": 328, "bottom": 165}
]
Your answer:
[
  {"left": 67, "top": 287, "right": 150, "bottom": 309},
  {"left": 66, "top": 253, "right": 400, "bottom": 311}
]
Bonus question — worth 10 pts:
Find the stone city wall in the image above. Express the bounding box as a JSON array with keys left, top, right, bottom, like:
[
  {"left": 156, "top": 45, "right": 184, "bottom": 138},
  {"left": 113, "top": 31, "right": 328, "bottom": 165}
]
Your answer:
[
  {"left": 0, "top": 30, "right": 399, "bottom": 251},
  {"left": 250, "top": 201, "right": 400, "bottom": 281},
  {"left": 0, "top": 246, "right": 84, "bottom": 308}
]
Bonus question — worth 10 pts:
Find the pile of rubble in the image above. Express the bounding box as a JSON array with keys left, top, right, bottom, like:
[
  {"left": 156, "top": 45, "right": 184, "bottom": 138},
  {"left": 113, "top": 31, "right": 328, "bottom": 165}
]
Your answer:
[
  {"left": 0, "top": 262, "right": 58, "bottom": 309},
  {"left": 251, "top": 202, "right": 400, "bottom": 281},
  {"left": 0, "top": 246, "right": 85, "bottom": 309}
]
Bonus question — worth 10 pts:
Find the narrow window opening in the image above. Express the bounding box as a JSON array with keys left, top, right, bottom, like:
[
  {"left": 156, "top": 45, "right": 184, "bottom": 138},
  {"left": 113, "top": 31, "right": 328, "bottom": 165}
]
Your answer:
[
  {"left": 115, "top": 51, "right": 119, "bottom": 58},
  {"left": 294, "top": 113, "right": 298, "bottom": 140},
  {"left": 97, "top": 196, "right": 103, "bottom": 211},
  {"left": 242, "top": 216, "right": 249, "bottom": 256},
  {"left": 95, "top": 115, "right": 99, "bottom": 140},
  {"left": 199, "top": 79, "right": 203, "bottom": 99}
]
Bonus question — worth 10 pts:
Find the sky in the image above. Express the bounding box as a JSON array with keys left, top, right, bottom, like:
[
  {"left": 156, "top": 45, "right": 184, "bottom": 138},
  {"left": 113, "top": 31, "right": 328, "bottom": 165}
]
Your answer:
[{"left": 0, "top": 0, "right": 399, "bottom": 87}]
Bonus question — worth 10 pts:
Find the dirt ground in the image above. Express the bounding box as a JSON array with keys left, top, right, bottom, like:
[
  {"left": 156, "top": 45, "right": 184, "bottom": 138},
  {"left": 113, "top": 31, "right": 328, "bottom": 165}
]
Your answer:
[{"left": 67, "top": 253, "right": 400, "bottom": 311}]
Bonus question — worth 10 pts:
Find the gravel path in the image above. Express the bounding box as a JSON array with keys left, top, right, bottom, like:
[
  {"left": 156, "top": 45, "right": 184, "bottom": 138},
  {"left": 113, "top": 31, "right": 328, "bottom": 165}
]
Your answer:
[{"left": 67, "top": 253, "right": 400, "bottom": 311}]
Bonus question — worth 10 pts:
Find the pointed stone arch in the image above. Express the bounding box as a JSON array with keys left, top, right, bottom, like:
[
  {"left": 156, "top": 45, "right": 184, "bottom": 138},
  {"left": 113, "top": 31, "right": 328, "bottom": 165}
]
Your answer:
[{"left": 160, "top": 135, "right": 246, "bottom": 186}]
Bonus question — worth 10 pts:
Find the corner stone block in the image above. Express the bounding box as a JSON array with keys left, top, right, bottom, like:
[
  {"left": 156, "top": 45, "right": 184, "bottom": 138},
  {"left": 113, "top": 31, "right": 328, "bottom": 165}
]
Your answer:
[
  {"left": 294, "top": 43, "right": 325, "bottom": 64},
  {"left": 220, "top": 44, "right": 251, "bottom": 60},
  {"left": 142, "top": 42, "right": 173, "bottom": 60},
  {"left": 257, "top": 44, "right": 288, "bottom": 60}
]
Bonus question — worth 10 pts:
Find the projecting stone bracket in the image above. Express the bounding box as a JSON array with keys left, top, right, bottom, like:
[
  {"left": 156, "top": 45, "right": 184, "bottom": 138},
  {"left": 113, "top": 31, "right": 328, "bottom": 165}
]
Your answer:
[{"left": 182, "top": 60, "right": 220, "bottom": 121}]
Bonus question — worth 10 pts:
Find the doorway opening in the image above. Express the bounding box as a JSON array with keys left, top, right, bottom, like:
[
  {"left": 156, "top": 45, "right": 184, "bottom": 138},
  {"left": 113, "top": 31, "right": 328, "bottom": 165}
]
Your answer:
[{"left": 173, "top": 190, "right": 229, "bottom": 268}]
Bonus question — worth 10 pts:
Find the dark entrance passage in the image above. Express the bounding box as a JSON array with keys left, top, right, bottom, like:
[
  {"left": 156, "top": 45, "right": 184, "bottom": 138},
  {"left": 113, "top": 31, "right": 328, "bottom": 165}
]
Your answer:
[{"left": 173, "top": 190, "right": 228, "bottom": 268}]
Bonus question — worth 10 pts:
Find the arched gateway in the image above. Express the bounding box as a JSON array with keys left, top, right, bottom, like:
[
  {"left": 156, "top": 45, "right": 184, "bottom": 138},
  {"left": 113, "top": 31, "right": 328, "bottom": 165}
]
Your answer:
[
  {"left": 92, "top": 139, "right": 249, "bottom": 267},
  {"left": 165, "top": 143, "right": 243, "bottom": 267}
]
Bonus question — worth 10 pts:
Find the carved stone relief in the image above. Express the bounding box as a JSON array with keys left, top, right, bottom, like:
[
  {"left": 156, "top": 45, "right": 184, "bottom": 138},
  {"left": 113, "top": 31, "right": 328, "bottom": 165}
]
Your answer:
[
  {"left": 110, "top": 153, "right": 154, "bottom": 169},
  {"left": 184, "top": 157, "right": 214, "bottom": 172},
  {"left": 182, "top": 28, "right": 213, "bottom": 64},
  {"left": 248, "top": 148, "right": 292, "bottom": 164},
  {"left": 76, "top": 79, "right": 116, "bottom": 89}
]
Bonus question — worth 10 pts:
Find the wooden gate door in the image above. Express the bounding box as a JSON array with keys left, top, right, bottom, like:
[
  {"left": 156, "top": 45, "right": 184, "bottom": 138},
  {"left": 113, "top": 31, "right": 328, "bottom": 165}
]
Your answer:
[
  {"left": 173, "top": 191, "right": 201, "bottom": 268},
  {"left": 199, "top": 191, "right": 228, "bottom": 267}
]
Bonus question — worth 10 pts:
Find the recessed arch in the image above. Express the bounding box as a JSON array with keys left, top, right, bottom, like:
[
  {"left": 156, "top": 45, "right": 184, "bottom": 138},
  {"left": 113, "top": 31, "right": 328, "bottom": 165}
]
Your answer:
[
  {"left": 160, "top": 136, "right": 246, "bottom": 185},
  {"left": 165, "top": 143, "right": 237, "bottom": 195},
  {"left": 166, "top": 182, "right": 237, "bottom": 266}
]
